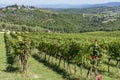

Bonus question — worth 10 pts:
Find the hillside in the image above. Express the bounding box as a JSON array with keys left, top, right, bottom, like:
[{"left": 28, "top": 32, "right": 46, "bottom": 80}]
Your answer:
[{"left": 0, "top": 5, "right": 120, "bottom": 32}]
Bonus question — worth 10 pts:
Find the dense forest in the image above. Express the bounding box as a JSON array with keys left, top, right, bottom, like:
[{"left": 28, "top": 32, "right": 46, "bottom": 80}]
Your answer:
[{"left": 0, "top": 4, "right": 120, "bottom": 33}]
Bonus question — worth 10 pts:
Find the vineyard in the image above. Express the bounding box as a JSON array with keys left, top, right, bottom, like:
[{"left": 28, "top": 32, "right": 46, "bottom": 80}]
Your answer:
[{"left": 1, "top": 31, "right": 120, "bottom": 80}]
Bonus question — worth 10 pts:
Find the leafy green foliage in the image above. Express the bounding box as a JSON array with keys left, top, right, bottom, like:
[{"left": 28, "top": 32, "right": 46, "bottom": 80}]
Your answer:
[
  {"left": 1, "top": 5, "right": 120, "bottom": 33},
  {"left": 4, "top": 32, "right": 31, "bottom": 73}
]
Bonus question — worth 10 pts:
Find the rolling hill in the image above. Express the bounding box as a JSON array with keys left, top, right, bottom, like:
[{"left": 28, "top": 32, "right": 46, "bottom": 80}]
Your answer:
[
  {"left": 34, "top": 2, "right": 120, "bottom": 8},
  {"left": 0, "top": 4, "right": 120, "bottom": 33}
]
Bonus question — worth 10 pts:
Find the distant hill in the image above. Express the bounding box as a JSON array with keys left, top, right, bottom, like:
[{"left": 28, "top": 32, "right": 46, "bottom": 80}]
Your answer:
[
  {"left": 51, "top": 6, "right": 120, "bottom": 14},
  {"left": 34, "top": 2, "right": 120, "bottom": 8},
  {"left": 92, "top": 2, "right": 120, "bottom": 7},
  {"left": 0, "top": 4, "right": 120, "bottom": 33}
]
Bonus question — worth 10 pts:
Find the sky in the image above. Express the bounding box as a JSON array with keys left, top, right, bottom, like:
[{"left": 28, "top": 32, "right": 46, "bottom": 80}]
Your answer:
[{"left": 0, "top": 0, "right": 120, "bottom": 5}]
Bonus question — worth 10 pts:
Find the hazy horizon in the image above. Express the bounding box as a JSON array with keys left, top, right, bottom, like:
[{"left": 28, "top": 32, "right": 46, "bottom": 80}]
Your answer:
[{"left": 0, "top": 0, "right": 120, "bottom": 5}]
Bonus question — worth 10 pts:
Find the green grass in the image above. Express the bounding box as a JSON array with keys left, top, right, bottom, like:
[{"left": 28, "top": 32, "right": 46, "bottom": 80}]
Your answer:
[
  {"left": 27, "top": 56, "right": 65, "bottom": 80},
  {"left": 1, "top": 32, "right": 120, "bottom": 80},
  {"left": 0, "top": 33, "right": 22, "bottom": 80},
  {"left": 0, "top": 33, "right": 65, "bottom": 80},
  {"left": 32, "top": 53, "right": 120, "bottom": 80},
  {"left": 29, "top": 31, "right": 120, "bottom": 80}
]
